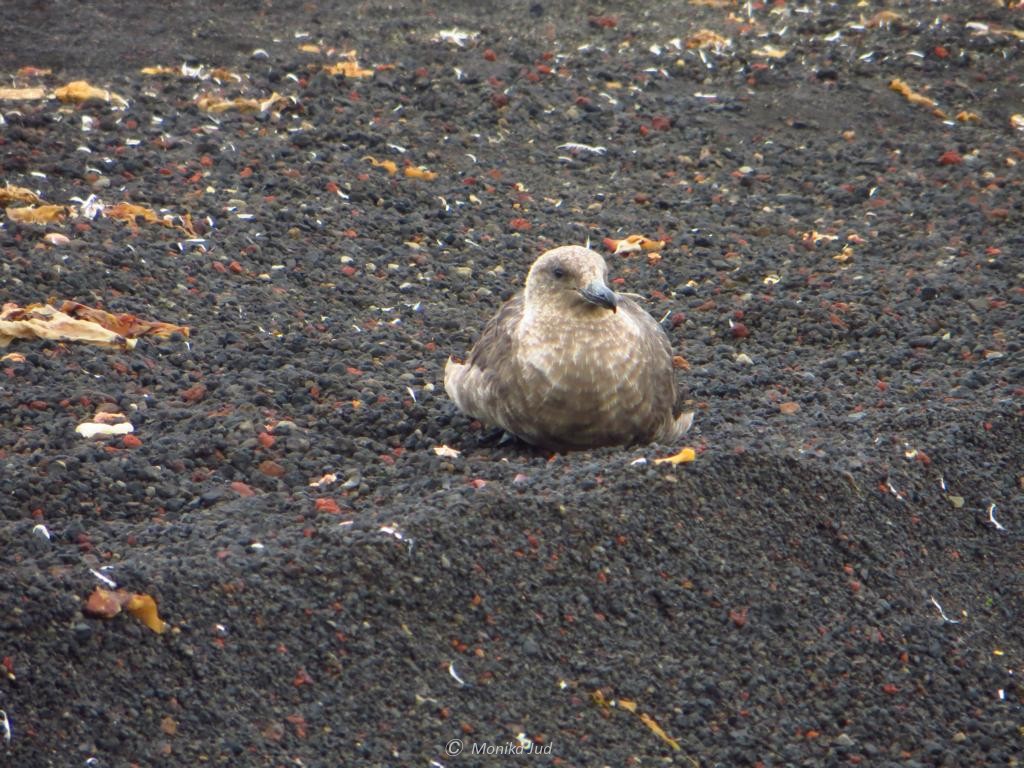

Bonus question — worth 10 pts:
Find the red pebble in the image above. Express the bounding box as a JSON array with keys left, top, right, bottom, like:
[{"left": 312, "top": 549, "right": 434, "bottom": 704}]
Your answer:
[{"left": 315, "top": 498, "right": 341, "bottom": 514}]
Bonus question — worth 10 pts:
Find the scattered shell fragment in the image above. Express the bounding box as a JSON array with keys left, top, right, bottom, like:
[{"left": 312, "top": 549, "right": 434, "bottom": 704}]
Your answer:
[
  {"left": 76, "top": 415, "right": 134, "bottom": 439},
  {"left": 433, "top": 444, "right": 461, "bottom": 458},
  {"left": 557, "top": 142, "right": 608, "bottom": 155},
  {"left": 433, "top": 28, "right": 479, "bottom": 47},
  {"left": 42, "top": 232, "right": 71, "bottom": 246}
]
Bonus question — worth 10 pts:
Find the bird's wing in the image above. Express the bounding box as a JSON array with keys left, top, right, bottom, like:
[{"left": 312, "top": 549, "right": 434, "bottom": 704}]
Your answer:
[
  {"left": 445, "top": 293, "right": 525, "bottom": 426},
  {"left": 463, "top": 292, "right": 524, "bottom": 371}
]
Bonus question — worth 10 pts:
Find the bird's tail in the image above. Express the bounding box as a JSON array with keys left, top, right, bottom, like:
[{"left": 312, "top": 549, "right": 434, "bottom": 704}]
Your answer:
[{"left": 659, "top": 410, "right": 694, "bottom": 443}]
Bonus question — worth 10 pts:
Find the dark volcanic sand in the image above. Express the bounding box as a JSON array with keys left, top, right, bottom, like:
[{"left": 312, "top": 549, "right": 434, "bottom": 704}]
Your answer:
[{"left": 1, "top": 1, "right": 1022, "bottom": 766}]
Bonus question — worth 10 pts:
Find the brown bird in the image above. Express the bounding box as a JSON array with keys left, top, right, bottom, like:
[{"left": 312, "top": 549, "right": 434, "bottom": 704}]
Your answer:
[{"left": 444, "top": 245, "right": 694, "bottom": 450}]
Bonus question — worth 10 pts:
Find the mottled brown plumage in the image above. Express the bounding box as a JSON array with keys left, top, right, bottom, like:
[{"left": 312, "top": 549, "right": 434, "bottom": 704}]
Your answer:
[{"left": 444, "top": 245, "right": 694, "bottom": 450}]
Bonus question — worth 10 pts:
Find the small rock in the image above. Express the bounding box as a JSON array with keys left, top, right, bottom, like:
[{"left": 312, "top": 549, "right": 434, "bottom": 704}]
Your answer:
[{"left": 834, "top": 733, "right": 855, "bottom": 748}]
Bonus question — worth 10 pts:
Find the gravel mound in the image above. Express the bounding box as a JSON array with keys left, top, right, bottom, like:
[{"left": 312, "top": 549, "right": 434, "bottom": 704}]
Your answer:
[{"left": 1, "top": 1, "right": 1020, "bottom": 765}]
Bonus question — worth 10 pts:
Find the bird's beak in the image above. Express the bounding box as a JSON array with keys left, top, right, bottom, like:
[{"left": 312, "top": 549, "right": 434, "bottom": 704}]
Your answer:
[{"left": 579, "top": 280, "right": 618, "bottom": 312}]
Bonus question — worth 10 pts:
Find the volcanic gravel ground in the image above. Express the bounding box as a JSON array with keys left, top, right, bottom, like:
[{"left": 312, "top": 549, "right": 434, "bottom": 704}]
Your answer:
[{"left": 1, "top": 1, "right": 1022, "bottom": 765}]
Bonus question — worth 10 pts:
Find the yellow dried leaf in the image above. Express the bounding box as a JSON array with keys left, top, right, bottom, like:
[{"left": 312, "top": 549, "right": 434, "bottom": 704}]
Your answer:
[
  {"left": 1, "top": 352, "right": 26, "bottom": 363},
  {"left": 105, "top": 203, "right": 196, "bottom": 237},
  {"left": 751, "top": 46, "right": 788, "bottom": 59},
  {"left": 84, "top": 587, "right": 124, "bottom": 619},
  {"left": 57, "top": 300, "right": 189, "bottom": 340},
  {"left": 323, "top": 60, "right": 374, "bottom": 78},
  {"left": 803, "top": 230, "right": 838, "bottom": 245},
  {"left": 779, "top": 401, "right": 801, "bottom": 415},
  {"left": 686, "top": 30, "right": 730, "bottom": 50},
  {"left": 83, "top": 587, "right": 168, "bottom": 633},
  {"left": 608, "top": 234, "right": 665, "bottom": 255},
  {"left": 865, "top": 10, "right": 902, "bottom": 27},
  {"left": 54, "top": 80, "right": 127, "bottom": 107},
  {"left": 0, "top": 302, "right": 134, "bottom": 349},
  {"left": 889, "top": 78, "right": 934, "bottom": 107},
  {"left": 209, "top": 67, "right": 240, "bottom": 82},
  {"left": 617, "top": 699, "right": 638, "bottom": 713},
  {"left": 139, "top": 65, "right": 177, "bottom": 76},
  {"left": 1011, "top": 114, "right": 1024, "bottom": 131},
  {"left": 299, "top": 43, "right": 322, "bottom": 54},
  {"left": 107, "top": 202, "right": 162, "bottom": 225},
  {"left": 971, "top": 22, "right": 1024, "bottom": 41},
  {"left": 364, "top": 156, "right": 398, "bottom": 175},
  {"left": 125, "top": 593, "right": 169, "bottom": 634},
  {"left": 639, "top": 712, "right": 681, "bottom": 750},
  {"left": 0, "top": 184, "right": 42, "bottom": 205},
  {"left": 0, "top": 301, "right": 188, "bottom": 350},
  {"left": 404, "top": 166, "right": 438, "bottom": 181},
  {"left": 955, "top": 111, "right": 981, "bottom": 123},
  {"left": 889, "top": 78, "right": 946, "bottom": 119},
  {"left": 106, "top": 202, "right": 162, "bottom": 225},
  {"left": 833, "top": 244, "right": 854, "bottom": 263},
  {"left": 5, "top": 205, "right": 67, "bottom": 224},
  {"left": 654, "top": 447, "right": 696, "bottom": 465},
  {"left": 0, "top": 86, "right": 47, "bottom": 100},
  {"left": 196, "top": 92, "right": 284, "bottom": 114}
]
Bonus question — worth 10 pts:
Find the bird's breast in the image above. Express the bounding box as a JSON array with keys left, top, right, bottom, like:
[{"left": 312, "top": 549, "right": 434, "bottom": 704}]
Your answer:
[{"left": 517, "top": 314, "right": 643, "bottom": 394}]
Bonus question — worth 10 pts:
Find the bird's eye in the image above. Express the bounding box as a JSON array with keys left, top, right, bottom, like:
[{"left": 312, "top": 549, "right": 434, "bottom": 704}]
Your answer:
[{"left": 551, "top": 266, "right": 566, "bottom": 279}]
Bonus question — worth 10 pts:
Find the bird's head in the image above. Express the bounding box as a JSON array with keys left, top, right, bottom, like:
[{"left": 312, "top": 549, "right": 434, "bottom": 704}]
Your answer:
[{"left": 524, "top": 245, "right": 618, "bottom": 316}]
